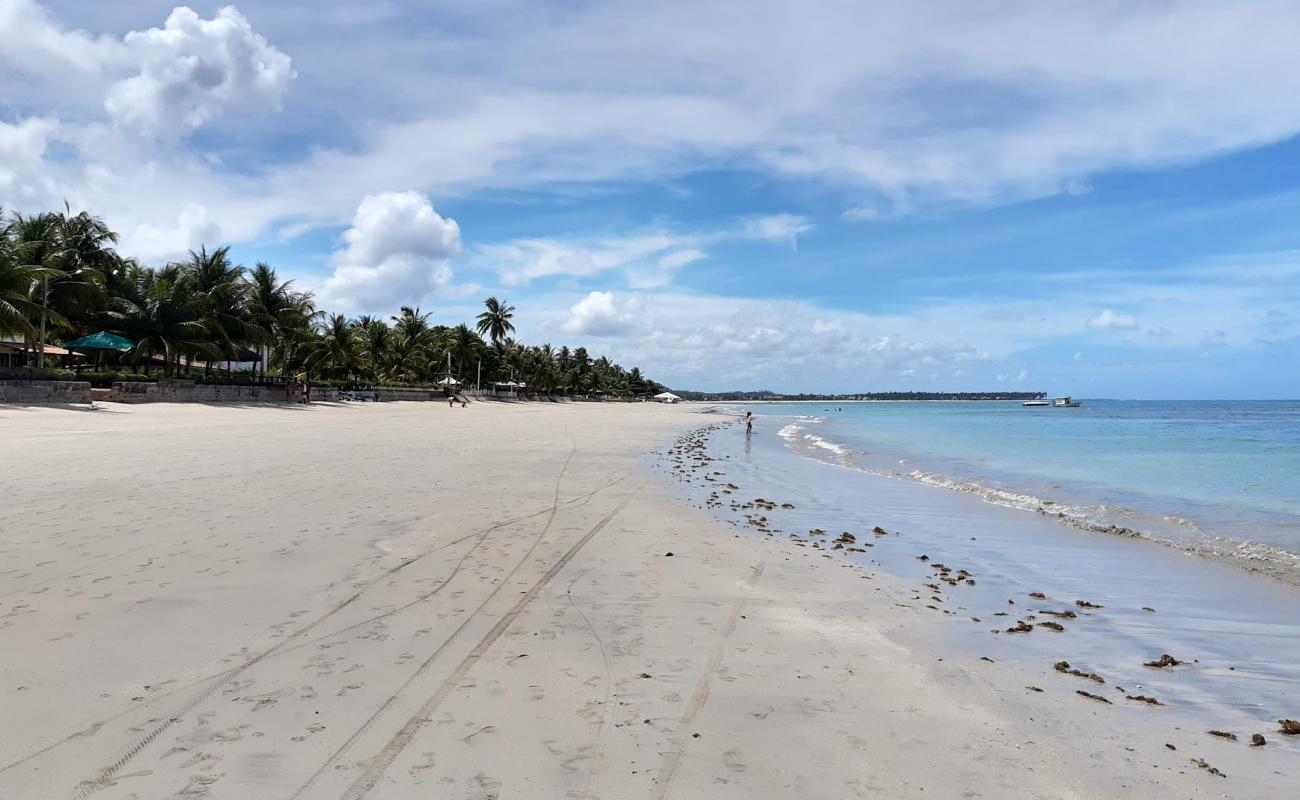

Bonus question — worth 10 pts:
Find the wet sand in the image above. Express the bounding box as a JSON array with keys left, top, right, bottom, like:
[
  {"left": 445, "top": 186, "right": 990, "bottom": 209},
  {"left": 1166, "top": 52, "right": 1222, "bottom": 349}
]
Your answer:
[{"left": 0, "top": 401, "right": 1293, "bottom": 798}]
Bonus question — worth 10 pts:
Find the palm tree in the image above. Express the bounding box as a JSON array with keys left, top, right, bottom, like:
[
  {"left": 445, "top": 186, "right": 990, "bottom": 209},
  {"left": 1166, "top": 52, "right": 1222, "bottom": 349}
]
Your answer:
[
  {"left": 389, "top": 305, "right": 431, "bottom": 381},
  {"left": 247, "top": 262, "right": 297, "bottom": 378},
  {"left": 183, "top": 246, "right": 254, "bottom": 375},
  {"left": 357, "top": 315, "right": 393, "bottom": 382},
  {"left": 271, "top": 291, "right": 321, "bottom": 380},
  {"left": 628, "top": 366, "right": 646, "bottom": 395},
  {"left": 110, "top": 264, "right": 213, "bottom": 376},
  {"left": 475, "top": 296, "right": 516, "bottom": 344},
  {"left": 572, "top": 346, "right": 592, "bottom": 392},
  {"left": 4, "top": 203, "right": 664, "bottom": 394},
  {"left": 0, "top": 236, "right": 59, "bottom": 340},
  {"left": 52, "top": 207, "right": 114, "bottom": 335},
  {"left": 6, "top": 212, "right": 68, "bottom": 366},
  {"left": 304, "top": 313, "right": 362, "bottom": 382},
  {"left": 449, "top": 323, "right": 481, "bottom": 378}
]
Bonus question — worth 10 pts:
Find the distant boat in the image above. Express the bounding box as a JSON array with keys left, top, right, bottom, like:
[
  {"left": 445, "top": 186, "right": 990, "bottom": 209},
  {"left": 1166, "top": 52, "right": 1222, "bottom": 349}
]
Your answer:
[
  {"left": 1053, "top": 397, "right": 1082, "bottom": 407},
  {"left": 1022, "top": 399, "right": 1050, "bottom": 407}
]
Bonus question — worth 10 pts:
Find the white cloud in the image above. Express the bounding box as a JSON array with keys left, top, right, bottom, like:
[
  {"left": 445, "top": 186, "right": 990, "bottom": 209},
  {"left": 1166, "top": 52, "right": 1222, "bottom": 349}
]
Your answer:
[
  {"left": 0, "top": 0, "right": 121, "bottom": 82},
  {"left": 742, "top": 214, "right": 814, "bottom": 249},
  {"left": 8, "top": 1, "right": 1300, "bottom": 264},
  {"left": 841, "top": 206, "right": 881, "bottom": 222},
  {"left": 1086, "top": 309, "right": 1139, "bottom": 330},
  {"left": 562, "top": 291, "right": 644, "bottom": 337},
  {"left": 476, "top": 215, "right": 810, "bottom": 289},
  {"left": 319, "top": 191, "right": 464, "bottom": 314},
  {"left": 657, "top": 248, "right": 705, "bottom": 270},
  {"left": 484, "top": 234, "right": 682, "bottom": 287},
  {"left": 104, "top": 6, "right": 295, "bottom": 137},
  {"left": 123, "top": 201, "right": 224, "bottom": 262},
  {"left": 0, "top": 117, "right": 59, "bottom": 202},
  {"left": 512, "top": 256, "right": 1300, "bottom": 394}
]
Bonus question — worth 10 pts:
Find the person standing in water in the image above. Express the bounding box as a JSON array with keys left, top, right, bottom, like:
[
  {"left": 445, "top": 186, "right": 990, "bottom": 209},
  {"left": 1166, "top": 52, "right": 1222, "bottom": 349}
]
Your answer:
[{"left": 745, "top": 411, "right": 754, "bottom": 436}]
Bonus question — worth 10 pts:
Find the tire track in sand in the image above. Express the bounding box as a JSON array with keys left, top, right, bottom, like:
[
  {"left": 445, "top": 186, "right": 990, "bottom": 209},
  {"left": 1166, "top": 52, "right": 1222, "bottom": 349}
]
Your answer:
[
  {"left": 61, "top": 460, "right": 628, "bottom": 798},
  {"left": 650, "top": 561, "right": 765, "bottom": 800},
  {"left": 334, "top": 485, "right": 643, "bottom": 800},
  {"left": 24, "top": 473, "right": 632, "bottom": 789},
  {"left": 288, "top": 438, "right": 580, "bottom": 799}
]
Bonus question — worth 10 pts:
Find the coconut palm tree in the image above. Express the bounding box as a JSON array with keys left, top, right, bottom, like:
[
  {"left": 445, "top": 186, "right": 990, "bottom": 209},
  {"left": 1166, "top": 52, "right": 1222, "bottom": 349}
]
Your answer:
[
  {"left": 304, "top": 313, "right": 362, "bottom": 382},
  {"left": 0, "top": 223, "right": 61, "bottom": 341},
  {"left": 52, "top": 207, "right": 114, "bottom": 335},
  {"left": 110, "top": 264, "right": 213, "bottom": 376},
  {"left": 448, "top": 323, "right": 481, "bottom": 378},
  {"left": 357, "top": 315, "right": 393, "bottom": 382},
  {"left": 389, "top": 305, "right": 431, "bottom": 381},
  {"left": 247, "top": 262, "right": 297, "bottom": 377},
  {"left": 271, "top": 291, "right": 321, "bottom": 380},
  {"left": 475, "top": 296, "right": 516, "bottom": 344},
  {"left": 183, "top": 246, "right": 255, "bottom": 375},
  {"left": 6, "top": 212, "right": 68, "bottom": 366}
]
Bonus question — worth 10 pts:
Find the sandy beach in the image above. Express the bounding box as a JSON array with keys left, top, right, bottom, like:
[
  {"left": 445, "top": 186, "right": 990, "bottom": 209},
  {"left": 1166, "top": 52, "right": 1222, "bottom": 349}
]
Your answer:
[{"left": 1, "top": 401, "right": 1292, "bottom": 799}]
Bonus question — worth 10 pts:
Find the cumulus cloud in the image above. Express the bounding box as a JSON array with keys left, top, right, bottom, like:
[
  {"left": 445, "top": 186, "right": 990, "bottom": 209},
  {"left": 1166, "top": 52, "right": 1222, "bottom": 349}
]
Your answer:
[
  {"left": 562, "top": 291, "right": 644, "bottom": 337},
  {"left": 0, "top": 0, "right": 121, "bottom": 81},
  {"left": 319, "top": 191, "right": 464, "bottom": 313},
  {"left": 104, "top": 6, "right": 295, "bottom": 137},
  {"left": 121, "top": 201, "right": 224, "bottom": 263},
  {"left": 1086, "top": 309, "right": 1139, "bottom": 330},
  {"left": 0, "top": 117, "right": 59, "bottom": 202}
]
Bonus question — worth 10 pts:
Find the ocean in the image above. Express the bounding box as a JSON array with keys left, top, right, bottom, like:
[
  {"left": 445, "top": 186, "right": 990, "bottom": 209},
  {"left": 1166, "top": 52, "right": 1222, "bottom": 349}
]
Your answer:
[
  {"left": 763, "top": 400, "right": 1300, "bottom": 579},
  {"left": 659, "top": 399, "right": 1300, "bottom": 733}
]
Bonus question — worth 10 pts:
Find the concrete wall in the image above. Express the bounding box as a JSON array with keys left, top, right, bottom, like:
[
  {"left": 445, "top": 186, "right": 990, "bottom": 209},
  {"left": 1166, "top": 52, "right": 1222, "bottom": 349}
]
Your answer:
[
  {"left": 107, "top": 380, "right": 339, "bottom": 404},
  {"left": 0, "top": 380, "right": 92, "bottom": 405},
  {"left": 374, "top": 386, "right": 449, "bottom": 402}
]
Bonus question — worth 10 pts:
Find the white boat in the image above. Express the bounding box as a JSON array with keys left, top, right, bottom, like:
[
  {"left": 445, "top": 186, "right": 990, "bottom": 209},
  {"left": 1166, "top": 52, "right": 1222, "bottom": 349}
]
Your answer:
[
  {"left": 1052, "top": 396, "right": 1081, "bottom": 407},
  {"left": 1022, "top": 399, "right": 1050, "bottom": 407}
]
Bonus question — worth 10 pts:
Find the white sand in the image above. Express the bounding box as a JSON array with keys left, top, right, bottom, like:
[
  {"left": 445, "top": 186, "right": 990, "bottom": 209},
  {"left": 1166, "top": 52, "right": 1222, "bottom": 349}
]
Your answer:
[{"left": 0, "top": 401, "right": 1287, "bottom": 798}]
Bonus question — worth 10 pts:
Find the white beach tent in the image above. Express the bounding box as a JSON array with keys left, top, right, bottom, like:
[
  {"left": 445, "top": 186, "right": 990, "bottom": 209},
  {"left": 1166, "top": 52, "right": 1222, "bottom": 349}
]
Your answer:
[{"left": 654, "top": 391, "right": 682, "bottom": 404}]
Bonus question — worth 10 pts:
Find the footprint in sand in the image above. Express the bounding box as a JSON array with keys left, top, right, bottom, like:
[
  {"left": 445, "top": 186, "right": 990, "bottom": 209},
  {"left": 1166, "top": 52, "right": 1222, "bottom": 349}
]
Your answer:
[
  {"left": 723, "top": 749, "right": 748, "bottom": 772},
  {"left": 291, "top": 723, "right": 327, "bottom": 742},
  {"left": 336, "top": 683, "right": 363, "bottom": 697},
  {"left": 180, "top": 750, "right": 223, "bottom": 768},
  {"left": 244, "top": 687, "right": 294, "bottom": 711},
  {"left": 409, "top": 752, "right": 437, "bottom": 774},
  {"left": 214, "top": 724, "right": 251, "bottom": 742}
]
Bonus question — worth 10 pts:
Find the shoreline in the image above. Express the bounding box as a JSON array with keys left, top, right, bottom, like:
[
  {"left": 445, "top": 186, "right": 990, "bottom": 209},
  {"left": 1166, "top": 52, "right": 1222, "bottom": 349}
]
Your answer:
[
  {"left": 756, "top": 404, "right": 1300, "bottom": 590},
  {"left": 664, "top": 416, "right": 1299, "bottom": 788},
  {"left": 2, "top": 402, "right": 1295, "bottom": 798}
]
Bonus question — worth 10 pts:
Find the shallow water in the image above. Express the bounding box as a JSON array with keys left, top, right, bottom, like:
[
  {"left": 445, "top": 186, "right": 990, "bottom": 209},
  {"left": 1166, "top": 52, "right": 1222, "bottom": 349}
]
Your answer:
[
  {"left": 739, "top": 400, "right": 1300, "bottom": 583},
  {"left": 660, "top": 417, "right": 1300, "bottom": 744}
]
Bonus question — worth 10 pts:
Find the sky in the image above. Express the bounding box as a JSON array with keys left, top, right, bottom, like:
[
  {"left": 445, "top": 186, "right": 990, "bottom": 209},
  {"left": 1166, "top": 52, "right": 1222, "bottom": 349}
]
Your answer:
[{"left": 3, "top": 1, "right": 1300, "bottom": 398}]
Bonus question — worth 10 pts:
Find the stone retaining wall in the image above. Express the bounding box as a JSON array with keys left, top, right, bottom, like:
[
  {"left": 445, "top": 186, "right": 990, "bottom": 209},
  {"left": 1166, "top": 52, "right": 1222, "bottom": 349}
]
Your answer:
[
  {"left": 107, "top": 380, "right": 339, "bottom": 404},
  {"left": 374, "top": 386, "right": 449, "bottom": 402},
  {"left": 0, "top": 380, "right": 92, "bottom": 405}
]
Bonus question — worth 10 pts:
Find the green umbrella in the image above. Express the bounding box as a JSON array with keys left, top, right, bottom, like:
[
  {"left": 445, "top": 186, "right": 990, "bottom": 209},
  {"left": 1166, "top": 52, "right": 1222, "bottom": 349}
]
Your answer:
[{"left": 62, "top": 331, "right": 134, "bottom": 351}]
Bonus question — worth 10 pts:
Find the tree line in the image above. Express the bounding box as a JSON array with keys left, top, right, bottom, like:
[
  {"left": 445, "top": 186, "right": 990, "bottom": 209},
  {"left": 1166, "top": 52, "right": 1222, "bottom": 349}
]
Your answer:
[{"left": 0, "top": 207, "right": 666, "bottom": 396}]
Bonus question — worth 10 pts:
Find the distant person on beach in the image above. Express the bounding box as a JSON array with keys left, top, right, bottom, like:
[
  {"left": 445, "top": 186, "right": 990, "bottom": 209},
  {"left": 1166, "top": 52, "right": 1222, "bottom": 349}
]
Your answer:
[{"left": 745, "top": 412, "right": 753, "bottom": 435}]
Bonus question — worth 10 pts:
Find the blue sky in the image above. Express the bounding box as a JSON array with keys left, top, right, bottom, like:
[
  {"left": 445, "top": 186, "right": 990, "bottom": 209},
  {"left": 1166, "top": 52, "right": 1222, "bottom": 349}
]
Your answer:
[{"left": 3, "top": 1, "right": 1300, "bottom": 397}]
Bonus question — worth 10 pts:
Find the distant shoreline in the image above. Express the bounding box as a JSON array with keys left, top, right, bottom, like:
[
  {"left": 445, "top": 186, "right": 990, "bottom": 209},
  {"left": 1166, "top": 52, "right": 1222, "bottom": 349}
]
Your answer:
[{"left": 690, "top": 397, "right": 1044, "bottom": 404}]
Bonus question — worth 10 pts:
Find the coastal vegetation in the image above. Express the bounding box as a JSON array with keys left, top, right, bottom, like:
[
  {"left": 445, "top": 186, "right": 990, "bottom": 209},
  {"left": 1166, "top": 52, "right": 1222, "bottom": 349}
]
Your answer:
[{"left": 0, "top": 208, "right": 665, "bottom": 396}]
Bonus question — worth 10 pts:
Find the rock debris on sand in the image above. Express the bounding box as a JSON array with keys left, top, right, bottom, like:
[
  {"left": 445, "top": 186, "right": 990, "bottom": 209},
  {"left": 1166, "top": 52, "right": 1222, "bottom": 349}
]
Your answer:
[{"left": 1143, "top": 654, "right": 1182, "bottom": 668}]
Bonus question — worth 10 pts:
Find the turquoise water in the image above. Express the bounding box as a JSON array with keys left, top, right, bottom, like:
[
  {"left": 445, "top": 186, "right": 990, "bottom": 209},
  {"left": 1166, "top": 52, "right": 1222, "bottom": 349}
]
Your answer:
[
  {"left": 742, "top": 400, "right": 1300, "bottom": 573},
  {"left": 660, "top": 419, "right": 1300, "bottom": 735}
]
